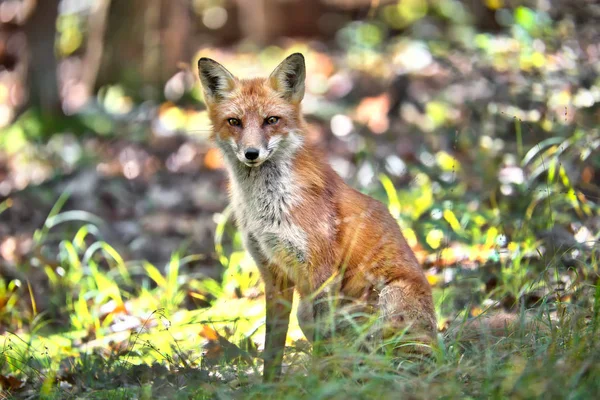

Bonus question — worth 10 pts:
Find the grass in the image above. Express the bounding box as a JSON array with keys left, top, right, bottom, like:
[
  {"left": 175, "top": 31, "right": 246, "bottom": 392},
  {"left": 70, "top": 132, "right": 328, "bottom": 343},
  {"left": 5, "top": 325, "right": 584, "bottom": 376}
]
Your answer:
[
  {"left": 1, "top": 129, "right": 599, "bottom": 399},
  {"left": 3, "top": 299, "right": 600, "bottom": 399},
  {"left": 1, "top": 2, "right": 599, "bottom": 397}
]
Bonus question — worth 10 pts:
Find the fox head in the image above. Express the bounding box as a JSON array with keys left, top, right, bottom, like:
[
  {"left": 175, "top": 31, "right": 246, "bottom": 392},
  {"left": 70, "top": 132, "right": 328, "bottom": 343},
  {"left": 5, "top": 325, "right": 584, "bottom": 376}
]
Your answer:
[{"left": 198, "top": 53, "right": 306, "bottom": 168}]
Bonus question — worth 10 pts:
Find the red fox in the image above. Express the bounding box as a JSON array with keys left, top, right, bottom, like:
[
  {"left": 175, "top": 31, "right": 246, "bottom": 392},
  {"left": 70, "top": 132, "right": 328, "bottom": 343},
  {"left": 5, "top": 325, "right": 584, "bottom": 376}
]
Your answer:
[{"left": 198, "top": 53, "right": 437, "bottom": 381}]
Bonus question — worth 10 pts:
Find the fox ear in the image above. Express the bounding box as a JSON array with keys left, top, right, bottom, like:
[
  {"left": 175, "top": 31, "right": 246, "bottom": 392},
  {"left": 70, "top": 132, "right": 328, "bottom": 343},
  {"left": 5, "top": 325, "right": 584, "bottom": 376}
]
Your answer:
[
  {"left": 197, "top": 58, "right": 236, "bottom": 104},
  {"left": 269, "top": 53, "right": 306, "bottom": 104}
]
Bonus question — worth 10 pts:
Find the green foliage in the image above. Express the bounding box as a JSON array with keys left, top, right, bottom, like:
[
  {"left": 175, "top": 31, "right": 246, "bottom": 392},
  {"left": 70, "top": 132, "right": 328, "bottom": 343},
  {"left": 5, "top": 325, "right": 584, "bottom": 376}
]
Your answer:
[
  {"left": 2, "top": 124, "right": 599, "bottom": 396},
  {"left": 1, "top": 0, "right": 599, "bottom": 397},
  {"left": 0, "top": 278, "right": 20, "bottom": 328}
]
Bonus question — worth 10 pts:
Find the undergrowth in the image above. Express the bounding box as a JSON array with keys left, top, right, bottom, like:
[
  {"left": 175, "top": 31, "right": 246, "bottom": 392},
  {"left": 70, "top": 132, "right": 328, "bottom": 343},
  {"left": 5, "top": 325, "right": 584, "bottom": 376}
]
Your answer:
[{"left": 0, "top": 126, "right": 599, "bottom": 399}]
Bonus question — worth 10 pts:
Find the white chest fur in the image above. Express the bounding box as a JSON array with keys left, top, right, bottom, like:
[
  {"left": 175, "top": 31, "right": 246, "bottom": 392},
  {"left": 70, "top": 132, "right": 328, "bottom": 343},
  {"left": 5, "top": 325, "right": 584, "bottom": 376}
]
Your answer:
[{"left": 228, "top": 158, "right": 308, "bottom": 276}]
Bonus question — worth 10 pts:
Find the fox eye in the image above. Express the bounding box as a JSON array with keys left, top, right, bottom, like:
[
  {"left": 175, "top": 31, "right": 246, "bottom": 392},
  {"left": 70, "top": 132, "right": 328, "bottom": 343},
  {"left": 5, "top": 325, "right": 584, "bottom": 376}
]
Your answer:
[
  {"left": 228, "top": 118, "right": 241, "bottom": 127},
  {"left": 265, "top": 116, "right": 280, "bottom": 125}
]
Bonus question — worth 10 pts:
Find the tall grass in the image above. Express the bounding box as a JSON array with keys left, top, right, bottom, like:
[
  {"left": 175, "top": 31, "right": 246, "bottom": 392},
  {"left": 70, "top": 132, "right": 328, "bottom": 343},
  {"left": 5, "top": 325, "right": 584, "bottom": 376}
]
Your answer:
[{"left": 1, "top": 128, "right": 599, "bottom": 398}]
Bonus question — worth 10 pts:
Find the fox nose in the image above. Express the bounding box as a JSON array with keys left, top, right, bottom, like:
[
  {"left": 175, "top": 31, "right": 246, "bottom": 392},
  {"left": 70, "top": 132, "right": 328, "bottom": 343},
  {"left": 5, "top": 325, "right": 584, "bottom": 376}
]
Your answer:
[{"left": 244, "top": 148, "right": 260, "bottom": 161}]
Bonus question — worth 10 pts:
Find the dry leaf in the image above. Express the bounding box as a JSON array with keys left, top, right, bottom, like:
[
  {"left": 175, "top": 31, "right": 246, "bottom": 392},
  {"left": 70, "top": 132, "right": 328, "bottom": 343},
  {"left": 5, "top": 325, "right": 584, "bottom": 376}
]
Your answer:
[
  {"left": 0, "top": 374, "right": 25, "bottom": 391},
  {"left": 200, "top": 325, "right": 220, "bottom": 341}
]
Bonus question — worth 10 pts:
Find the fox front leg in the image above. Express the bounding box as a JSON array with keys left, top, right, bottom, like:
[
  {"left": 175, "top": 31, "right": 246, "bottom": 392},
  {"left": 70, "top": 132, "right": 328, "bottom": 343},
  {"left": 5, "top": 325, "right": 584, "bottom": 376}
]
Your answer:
[
  {"left": 262, "top": 269, "right": 294, "bottom": 382},
  {"left": 243, "top": 234, "right": 295, "bottom": 381}
]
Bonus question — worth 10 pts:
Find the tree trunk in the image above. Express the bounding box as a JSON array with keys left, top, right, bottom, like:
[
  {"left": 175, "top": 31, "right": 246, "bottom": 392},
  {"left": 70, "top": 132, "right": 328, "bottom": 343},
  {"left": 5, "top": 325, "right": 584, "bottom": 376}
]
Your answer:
[
  {"left": 236, "top": 0, "right": 330, "bottom": 45},
  {"left": 98, "top": 0, "right": 192, "bottom": 98},
  {"left": 97, "top": 0, "right": 148, "bottom": 91},
  {"left": 160, "top": 0, "right": 192, "bottom": 82},
  {"left": 81, "top": 0, "right": 112, "bottom": 97},
  {"left": 23, "top": 0, "right": 62, "bottom": 115},
  {"left": 236, "top": 0, "right": 283, "bottom": 46}
]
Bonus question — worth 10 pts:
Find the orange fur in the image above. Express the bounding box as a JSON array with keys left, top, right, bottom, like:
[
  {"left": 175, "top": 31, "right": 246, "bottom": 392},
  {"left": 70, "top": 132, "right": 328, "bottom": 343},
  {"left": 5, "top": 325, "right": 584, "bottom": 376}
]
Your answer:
[{"left": 198, "top": 54, "right": 436, "bottom": 381}]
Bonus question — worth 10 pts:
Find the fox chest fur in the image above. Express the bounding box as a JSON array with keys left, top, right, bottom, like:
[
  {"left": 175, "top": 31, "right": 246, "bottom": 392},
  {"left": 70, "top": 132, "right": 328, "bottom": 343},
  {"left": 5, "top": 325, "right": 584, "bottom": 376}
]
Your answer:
[{"left": 227, "top": 157, "right": 309, "bottom": 281}]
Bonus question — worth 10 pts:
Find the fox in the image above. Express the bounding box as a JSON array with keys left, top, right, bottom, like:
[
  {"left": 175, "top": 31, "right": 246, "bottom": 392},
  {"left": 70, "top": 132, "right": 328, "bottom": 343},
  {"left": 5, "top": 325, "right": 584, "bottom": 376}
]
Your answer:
[{"left": 197, "top": 53, "right": 437, "bottom": 381}]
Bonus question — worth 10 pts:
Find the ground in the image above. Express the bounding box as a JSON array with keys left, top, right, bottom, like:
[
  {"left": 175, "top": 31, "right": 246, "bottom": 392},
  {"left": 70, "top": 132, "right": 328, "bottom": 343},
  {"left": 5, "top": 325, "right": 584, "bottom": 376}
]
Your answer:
[{"left": 1, "top": 3, "right": 600, "bottom": 399}]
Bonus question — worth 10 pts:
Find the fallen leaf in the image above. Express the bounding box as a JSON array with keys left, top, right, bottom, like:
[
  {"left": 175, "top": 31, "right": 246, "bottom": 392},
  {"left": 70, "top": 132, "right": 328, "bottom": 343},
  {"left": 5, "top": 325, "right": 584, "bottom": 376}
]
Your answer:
[
  {"left": 200, "top": 325, "right": 219, "bottom": 341},
  {"left": 0, "top": 374, "right": 25, "bottom": 391}
]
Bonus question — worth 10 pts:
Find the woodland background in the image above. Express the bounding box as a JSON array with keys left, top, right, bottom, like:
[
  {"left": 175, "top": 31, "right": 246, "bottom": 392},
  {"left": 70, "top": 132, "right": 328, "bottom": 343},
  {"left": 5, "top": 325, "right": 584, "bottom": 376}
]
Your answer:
[{"left": 0, "top": 0, "right": 599, "bottom": 398}]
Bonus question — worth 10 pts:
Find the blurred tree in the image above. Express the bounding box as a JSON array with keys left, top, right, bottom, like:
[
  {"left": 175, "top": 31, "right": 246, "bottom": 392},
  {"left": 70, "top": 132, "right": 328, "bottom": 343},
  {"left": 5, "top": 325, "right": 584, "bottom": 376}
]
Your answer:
[
  {"left": 236, "top": 0, "right": 284, "bottom": 45},
  {"left": 236, "top": 0, "right": 330, "bottom": 45},
  {"left": 80, "top": 0, "right": 111, "bottom": 98},
  {"left": 96, "top": 0, "right": 147, "bottom": 93},
  {"left": 23, "top": 0, "right": 63, "bottom": 115},
  {"left": 160, "top": 0, "right": 192, "bottom": 84},
  {"left": 98, "top": 0, "right": 192, "bottom": 97},
  {"left": 0, "top": 5, "right": 29, "bottom": 115}
]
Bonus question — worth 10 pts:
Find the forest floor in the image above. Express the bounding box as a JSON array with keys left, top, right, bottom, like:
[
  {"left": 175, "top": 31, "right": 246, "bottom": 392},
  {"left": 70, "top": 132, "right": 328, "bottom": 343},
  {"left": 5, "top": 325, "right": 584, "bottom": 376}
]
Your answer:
[{"left": 1, "top": 3, "right": 600, "bottom": 399}]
